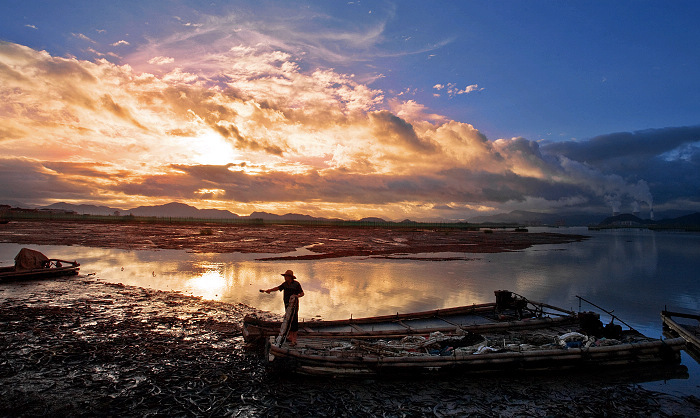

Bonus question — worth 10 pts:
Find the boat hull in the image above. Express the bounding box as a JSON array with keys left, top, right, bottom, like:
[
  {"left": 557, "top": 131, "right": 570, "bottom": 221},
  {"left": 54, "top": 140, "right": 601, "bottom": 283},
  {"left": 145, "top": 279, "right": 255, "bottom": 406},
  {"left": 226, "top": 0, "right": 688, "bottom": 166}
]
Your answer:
[
  {"left": 0, "top": 263, "right": 80, "bottom": 282},
  {"left": 268, "top": 336, "right": 686, "bottom": 377}
]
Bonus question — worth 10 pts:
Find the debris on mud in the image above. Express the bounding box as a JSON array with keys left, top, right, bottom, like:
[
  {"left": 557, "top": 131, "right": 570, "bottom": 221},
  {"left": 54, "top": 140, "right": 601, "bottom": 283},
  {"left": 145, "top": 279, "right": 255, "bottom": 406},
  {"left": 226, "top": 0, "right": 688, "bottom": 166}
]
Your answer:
[{"left": 1, "top": 277, "right": 699, "bottom": 417}]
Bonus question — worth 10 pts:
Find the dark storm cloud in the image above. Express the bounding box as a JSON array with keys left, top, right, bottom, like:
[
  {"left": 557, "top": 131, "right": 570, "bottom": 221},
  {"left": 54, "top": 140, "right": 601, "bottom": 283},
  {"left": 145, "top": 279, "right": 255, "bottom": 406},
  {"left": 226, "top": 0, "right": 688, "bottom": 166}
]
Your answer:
[
  {"left": 542, "top": 126, "right": 700, "bottom": 209},
  {"left": 543, "top": 126, "right": 700, "bottom": 168},
  {"left": 0, "top": 158, "right": 98, "bottom": 202},
  {"left": 110, "top": 164, "right": 478, "bottom": 206},
  {"left": 121, "top": 163, "right": 585, "bottom": 209}
]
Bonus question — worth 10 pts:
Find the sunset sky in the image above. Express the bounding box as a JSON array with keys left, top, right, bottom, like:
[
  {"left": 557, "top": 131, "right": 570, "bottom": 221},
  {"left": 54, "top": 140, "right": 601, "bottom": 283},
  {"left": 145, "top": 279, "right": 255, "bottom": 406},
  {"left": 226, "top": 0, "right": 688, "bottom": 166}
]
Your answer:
[{"left": 1, "top": 1, "right": 698, "bottom": 221}]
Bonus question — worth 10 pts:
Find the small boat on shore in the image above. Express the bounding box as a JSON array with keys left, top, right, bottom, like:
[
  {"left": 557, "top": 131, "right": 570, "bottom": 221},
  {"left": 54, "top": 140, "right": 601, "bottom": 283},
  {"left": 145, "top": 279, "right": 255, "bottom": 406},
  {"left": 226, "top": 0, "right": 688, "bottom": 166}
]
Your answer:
[
  {"left": 0, "top": 248, "right": 80, "bottom": 282},
  {"left": 261, "top": 291, "right": 685, "bottom": 377},
  {"left": 244, "top": 290, "right": 579, "bottom": 344},
  {"left": 662, "top": 310, "right": 700, "bottom": 358}
]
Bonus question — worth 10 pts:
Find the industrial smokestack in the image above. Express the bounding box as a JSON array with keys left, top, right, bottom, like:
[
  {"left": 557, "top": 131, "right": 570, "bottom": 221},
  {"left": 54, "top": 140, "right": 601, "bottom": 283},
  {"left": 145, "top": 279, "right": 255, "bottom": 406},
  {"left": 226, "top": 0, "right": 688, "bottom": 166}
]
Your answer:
[
  {"left": 611, "top": 200, "right": 621, "bottom": 217},
  {"left": 632, "top": 201, "right": 640, "bottom": 218},
  {"left": 650, "top": 208, "right": 654, "bottom": 220}
]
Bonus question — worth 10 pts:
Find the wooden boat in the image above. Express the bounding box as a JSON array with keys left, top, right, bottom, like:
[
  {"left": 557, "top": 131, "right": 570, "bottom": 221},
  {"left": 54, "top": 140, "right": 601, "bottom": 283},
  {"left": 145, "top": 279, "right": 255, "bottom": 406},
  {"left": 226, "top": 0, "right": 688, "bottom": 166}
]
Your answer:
[
  {"left": 662, "top": 310, "right": 700, "bottom": 358},
  {"left": 268, "top": 333, "right": 685, "bottom": 377},
  {"left": 244, "top": 290, "right": 579, "bottom": 344},
  {"left": 262, "top": 292, "right": 686, "bottom": 377},
  {"left": 0, "top": 248, "right": 80, "bottom": 282}
]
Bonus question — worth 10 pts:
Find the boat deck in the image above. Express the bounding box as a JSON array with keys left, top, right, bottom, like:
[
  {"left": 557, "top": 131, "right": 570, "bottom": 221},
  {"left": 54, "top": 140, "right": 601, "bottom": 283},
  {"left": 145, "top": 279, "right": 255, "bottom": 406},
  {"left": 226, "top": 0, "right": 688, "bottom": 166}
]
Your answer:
[
  {"left": 283, "top": 324, "right": 638, "bottom": 357},
  {"left": 245, "top": 296, "right": 578, "bottom": 343},
  {"left": 300, "top": 312, "right": 500, "bottom": 336}
]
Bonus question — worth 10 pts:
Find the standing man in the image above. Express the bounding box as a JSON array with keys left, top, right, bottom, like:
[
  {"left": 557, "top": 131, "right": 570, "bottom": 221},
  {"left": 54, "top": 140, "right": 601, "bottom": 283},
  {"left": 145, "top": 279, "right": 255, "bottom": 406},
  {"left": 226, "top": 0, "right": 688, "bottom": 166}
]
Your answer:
[{"left": 261, "top": 270, "right": 304, "bottom": 346}]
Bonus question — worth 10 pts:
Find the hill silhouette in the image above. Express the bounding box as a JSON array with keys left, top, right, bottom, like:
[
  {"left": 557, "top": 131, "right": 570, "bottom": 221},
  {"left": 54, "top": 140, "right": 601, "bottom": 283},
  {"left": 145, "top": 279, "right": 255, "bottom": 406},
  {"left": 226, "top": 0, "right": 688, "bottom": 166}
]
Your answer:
[{"left": 597, "top": 212, "right": 700, "bottom": 228}]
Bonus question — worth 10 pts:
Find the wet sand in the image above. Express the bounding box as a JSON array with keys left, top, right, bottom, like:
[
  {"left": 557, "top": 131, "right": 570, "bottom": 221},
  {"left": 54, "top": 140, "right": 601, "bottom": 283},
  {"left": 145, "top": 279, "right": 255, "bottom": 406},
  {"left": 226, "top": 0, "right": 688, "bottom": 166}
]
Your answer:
[{"left": 1, "top": 220, "right": 700, "bottom": 416}]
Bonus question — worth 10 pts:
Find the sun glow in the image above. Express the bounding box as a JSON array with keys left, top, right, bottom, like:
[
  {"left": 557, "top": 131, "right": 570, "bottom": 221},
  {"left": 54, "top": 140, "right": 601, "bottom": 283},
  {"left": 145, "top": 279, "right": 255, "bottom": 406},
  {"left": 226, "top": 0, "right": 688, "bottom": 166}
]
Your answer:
[
  {"left": 195, "top": 188, "right": 226, "bottom": 198},
  {"left": 191, "top": 131, "right": 240, "bottom": 165}
]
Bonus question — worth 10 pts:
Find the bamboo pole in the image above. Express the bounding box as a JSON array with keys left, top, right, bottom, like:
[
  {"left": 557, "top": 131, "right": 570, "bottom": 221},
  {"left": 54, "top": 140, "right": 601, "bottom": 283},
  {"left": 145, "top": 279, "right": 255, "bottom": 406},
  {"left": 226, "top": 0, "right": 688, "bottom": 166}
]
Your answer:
[{"left": 576, "top": 295, "right": 637, "bottom": 332}]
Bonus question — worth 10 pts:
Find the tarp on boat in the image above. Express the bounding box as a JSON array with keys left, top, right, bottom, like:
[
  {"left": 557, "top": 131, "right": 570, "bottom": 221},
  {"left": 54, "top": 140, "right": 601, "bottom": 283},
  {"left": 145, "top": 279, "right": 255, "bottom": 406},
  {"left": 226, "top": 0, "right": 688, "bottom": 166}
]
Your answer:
[{"left": 14, "top": 248, "right": 49, "bottom": 271}]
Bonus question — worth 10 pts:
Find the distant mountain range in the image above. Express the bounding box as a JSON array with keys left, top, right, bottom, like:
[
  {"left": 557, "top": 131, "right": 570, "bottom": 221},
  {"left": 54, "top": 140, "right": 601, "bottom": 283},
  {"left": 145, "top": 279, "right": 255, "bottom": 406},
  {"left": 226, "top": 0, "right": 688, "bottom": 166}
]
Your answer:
[
  {"left": 129, "top": 202, "right": 240, "bottom": 219},
  {"left": 466, "top": 209, "right": 699, "bottom": 227},
  {"left": 468, "top": 210, "right": 602, "bottom": 226},
  {"left": 11, "top": 201, "right": 355, "bottom": 222},
  {"left": 598, "top": 212, "right": 700, "bottom": 227},
  {"left": 2, "top": 200, "right": 698, "bottom": 226}
]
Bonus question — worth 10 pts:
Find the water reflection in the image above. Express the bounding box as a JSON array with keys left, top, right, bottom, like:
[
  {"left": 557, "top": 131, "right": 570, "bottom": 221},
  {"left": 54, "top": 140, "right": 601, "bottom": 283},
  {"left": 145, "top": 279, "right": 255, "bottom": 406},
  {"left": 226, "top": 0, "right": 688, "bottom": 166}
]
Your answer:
[
  {"left": 1, "top": 229, "right": 699, "bottom": 395},
  {"left": 2, "top": 230, "right": 699, "bottom": 322},
  {"left": 2, "top": 230, "right": 699, "bottom": 327},
  {"left": 187, "top": 269, "right": 226, "bottom": 300}
]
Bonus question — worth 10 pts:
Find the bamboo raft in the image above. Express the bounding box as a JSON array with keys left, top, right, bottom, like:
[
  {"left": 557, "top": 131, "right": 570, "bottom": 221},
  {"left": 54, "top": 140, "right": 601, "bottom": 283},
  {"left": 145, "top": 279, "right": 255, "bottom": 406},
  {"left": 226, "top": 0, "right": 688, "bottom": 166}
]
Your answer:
[
  {"left": 268, "top": 332, "right": 685, "bottom": 377},
  {"left": 262, "top": 292, "right": 686, "bottom": 377}
]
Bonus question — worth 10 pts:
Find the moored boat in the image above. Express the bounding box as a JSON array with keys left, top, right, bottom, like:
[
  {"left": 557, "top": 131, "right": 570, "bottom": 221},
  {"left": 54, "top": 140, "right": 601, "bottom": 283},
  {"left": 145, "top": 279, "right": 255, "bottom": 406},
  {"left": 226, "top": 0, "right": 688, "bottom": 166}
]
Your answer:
[
  {"left": 244, "top": 290, "right": 579, "bottom": 343},
  {"left": 0, "top": 248, "right": 80, "bottom": 282},
  {"left": 662, "top": 309, "right": 700, "bottom": 359},
  {"left": 262, "top": 292, "right": 685, "bottom": 377},
  {"left": 268, "top": 332, "right": 685, "bottom": 377}
]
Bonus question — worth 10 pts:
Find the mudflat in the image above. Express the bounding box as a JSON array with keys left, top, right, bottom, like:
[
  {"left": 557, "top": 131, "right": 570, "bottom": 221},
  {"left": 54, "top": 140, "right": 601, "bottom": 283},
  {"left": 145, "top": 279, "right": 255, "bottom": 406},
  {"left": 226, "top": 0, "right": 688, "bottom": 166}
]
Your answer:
[
  {"left": 0, "top": 220, "right": 587, "bottom": 258},
  {"left": 2, "top": 277, "right": 698, "bottom": 417}
]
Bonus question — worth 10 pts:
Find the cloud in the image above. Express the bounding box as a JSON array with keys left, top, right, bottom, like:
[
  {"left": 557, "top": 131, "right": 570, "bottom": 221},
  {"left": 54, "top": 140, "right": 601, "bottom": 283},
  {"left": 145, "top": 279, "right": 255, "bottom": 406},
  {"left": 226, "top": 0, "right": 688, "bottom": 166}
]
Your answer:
[
  {"left": 543, "top": 126, "right": 700, "bottom": 168},
  {"left": 0, "top": 158, "right": 105, "bottom": 201},
  {"left": 542, "top": 126, "right": 700, "bottom": 211},
  {"left": 1, "top": 33, "right": 698, "bottom": 220},
  {"left": 111, "top": 40, "right": 130, "bottom": 47},
  {"left": 147, "top": 56, "right": 175, "bottom": 65},
  {"left": 433, "top": 83, "right": 484, "bottom": 98},
  {"left": 369, "top": 111, "right": 437, "bottom": 153},
  {"left": 390, "top": 99, "right": 446, "bottom": 123},
  {"left": 72, "top": 33, "right": 96, "bottom": 43}
]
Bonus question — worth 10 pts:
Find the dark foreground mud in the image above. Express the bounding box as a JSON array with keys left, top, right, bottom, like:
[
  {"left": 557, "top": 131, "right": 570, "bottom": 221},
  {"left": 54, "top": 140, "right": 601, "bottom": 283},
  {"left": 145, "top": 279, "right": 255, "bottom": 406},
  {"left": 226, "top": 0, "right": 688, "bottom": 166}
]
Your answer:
[{"left": 1, "top": 277, "right": 699, "bottom": 417}]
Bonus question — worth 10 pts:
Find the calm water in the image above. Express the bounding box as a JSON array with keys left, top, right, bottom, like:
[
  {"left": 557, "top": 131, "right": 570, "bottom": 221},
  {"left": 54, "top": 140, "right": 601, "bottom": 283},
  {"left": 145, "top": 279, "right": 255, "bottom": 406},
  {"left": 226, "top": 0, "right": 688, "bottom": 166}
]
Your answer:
[{"left": 1, "top": 227, "right": 698, "bottom": 396}]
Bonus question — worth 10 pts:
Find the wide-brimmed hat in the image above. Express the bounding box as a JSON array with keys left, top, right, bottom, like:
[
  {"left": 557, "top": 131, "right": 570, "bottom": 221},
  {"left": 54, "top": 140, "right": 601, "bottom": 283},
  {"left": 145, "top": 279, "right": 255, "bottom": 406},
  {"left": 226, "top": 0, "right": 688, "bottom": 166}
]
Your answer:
[{"left": 281, "top": 270, "right": 296, "bottom": 279}]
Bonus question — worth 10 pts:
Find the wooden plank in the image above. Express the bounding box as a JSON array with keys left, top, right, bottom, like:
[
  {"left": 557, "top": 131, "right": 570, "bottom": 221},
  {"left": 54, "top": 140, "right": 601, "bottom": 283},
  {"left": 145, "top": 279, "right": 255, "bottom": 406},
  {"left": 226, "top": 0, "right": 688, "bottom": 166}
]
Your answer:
[
  {"left": 662, "top": 311, "right": 700, "bottom": 350},
  {"left": 396, "top": 320, "right": 412, "bottom": 331},
  {"left": 349, "top": 324, "right": 365, "bottom": 333},
  {"left": 434, "top": 316, "right": 462, "bottom": 327}
]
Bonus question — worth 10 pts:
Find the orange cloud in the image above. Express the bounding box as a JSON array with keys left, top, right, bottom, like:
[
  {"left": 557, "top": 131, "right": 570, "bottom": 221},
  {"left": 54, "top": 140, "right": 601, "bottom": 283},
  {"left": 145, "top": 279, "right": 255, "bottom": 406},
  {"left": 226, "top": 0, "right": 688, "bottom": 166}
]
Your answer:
[{"left": 2, "top": 39, "right": 666, "bottom": 220}]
